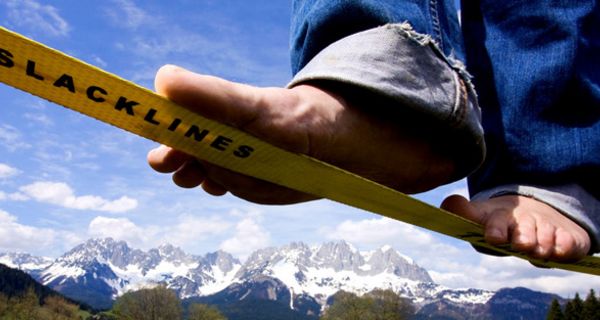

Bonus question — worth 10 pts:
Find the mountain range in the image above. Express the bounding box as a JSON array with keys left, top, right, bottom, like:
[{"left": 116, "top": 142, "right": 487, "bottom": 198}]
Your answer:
[
  {"left": 0, "top": 262, "right": 94, "bottom": 312},
  {"left": 0, "top": 238, "right": 562, "bottom": 319}
]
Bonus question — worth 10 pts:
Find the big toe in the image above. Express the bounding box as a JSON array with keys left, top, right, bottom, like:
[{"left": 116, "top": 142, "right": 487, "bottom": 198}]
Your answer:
[
  {"left": 155, "top": 65, "right": 262, "bottom": 128},
  {"left": 554, "top": 228, "right": 590, "bottom": 261},
  {"left": 441, "top": 195, "right": 483, "bottom": 224}
]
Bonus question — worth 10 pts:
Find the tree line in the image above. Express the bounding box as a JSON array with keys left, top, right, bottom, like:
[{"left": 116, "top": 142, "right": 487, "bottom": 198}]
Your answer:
[
  {"left": 11, "top": 284, "right": 599, "bottom": 320},
  {"left": 101, "top": 286, "right": 413, "bottom": 320},
  {"left": 547, "top": 289, "right": 600, "bottom": 320},
  {"left": 321, "top": 289, "right": 414, "bottom": 320},
  {"left": 0, "top": 286, "right": 225, "bottom": 320},
  {"left": 0, "top": 287, "right": 85, "bottom": 320},
  {"left": 93, "top": 286, "right": 226, "bottom": 320}
]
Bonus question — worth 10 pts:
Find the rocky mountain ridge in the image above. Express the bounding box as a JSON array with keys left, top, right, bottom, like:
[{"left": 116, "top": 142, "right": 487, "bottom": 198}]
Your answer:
[{"left": 1, "top": 238, "right": 530, "bottom": 317}]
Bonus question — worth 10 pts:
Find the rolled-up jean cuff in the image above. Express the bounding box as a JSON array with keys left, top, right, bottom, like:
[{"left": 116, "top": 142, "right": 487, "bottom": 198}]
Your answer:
[
  {"left": 287, "top": 23, "right": 485, "bottom": 181},
  {"left": 472, "top": 184, "right": 600, "bottom": 253}
]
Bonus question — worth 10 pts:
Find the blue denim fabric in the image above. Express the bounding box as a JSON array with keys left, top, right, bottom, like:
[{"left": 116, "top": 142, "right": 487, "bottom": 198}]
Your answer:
[
  {"left": 461, "top": 1, "right": 600, "bottom": 200},
  {"left": 290, "top": 0, "right": 464, "bottom": 74},
  {"left": 289, "top": 0, "right": 485, "bottom": 181},
  {"left": 289, "top": 0, "right": 600, "bottom": 250}
]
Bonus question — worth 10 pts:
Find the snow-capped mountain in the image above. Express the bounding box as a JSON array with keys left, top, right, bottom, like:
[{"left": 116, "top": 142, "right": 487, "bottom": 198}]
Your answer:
[
  {"left": 1, "top": 238, "right": 494, "bottom": 312},
  {"left": 236, "top": 241, "right": 441, "bottom": 306},
  {"left": 29, "top": 238, "right": 241, "bottom": 309},
  {"left": 0, "top": 252, "right": 53, "bottom": 273},
  {"left": 234, "top": 241, "right": 494, "bottom": 309}
]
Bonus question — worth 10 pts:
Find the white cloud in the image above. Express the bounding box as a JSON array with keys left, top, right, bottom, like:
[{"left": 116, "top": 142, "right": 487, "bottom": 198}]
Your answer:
[
  {"left": 0, "top": 124, "right": 31, "bottom": 151},
  {"left": 19, "top": 181, "right": 138, "bottom": 213},
  {"left": 103, "top": 0, "right": 289, "bottom": 88},
  {"left": 164, "top": 214, "right": 232, "bottom": 247},
  {"left": 88, "top": 216, "right": 153, "bottom": 246},
  {"left": 0, "top": 164, "right": 20, "bottom": 179},
  {"left": 429, "top": 254, "right": 600, "bottom": 298},
  {"left": 28, "top": 100, "right": 48, "bottom": 111},
  {"left": 321, "top": 217, "right": 455, "bottom": 263},
  {"left": 516, "top": 273, "right": 600, "bottom": 297},
  {"left": 94, "top": 131, "right": 140, "bottom": 167},
  {"left": 322, "top": 216, "right": 600, "bottom": 298},
  {"left": 88, "top": 214, "right": 233, "bottom": 251},
  {"left": 0, "top": 191, "right": 28, "bottom": 201},
  {"left": 90, "top": 55, "right": 108, "bottom": 68},
  {"left": 0, "top": 209, "right": 57, "bottom": 253},
  {"left": 96, "top": 196, "right": 138, "bottom": 213},
  {"left": 220, "top": 217, "right": 270, "bottom": 259},
  {"left": 324, "top": 217, "right": 434, "bottom": 247},
  {"left": 105, "top": 0, "right": 153, "bottom": 29},
  {"left": 3, "top": 0, "right": 70, "bottom": 37},
  {"left": 23, "top": 113, "right": 54, "bottom": 127}
]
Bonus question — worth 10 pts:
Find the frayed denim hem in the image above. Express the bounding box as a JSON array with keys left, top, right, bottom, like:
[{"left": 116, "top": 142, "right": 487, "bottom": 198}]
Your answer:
[{"left": 288, "top": 23, "right": 485, "bottom": 180}]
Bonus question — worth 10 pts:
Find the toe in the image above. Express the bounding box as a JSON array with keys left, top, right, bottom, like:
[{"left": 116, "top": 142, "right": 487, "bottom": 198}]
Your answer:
[
  {"left": 511, "top": 214, "right": 537, "bottom": 252},
  {"left": 441, "top": 195, "right": 482, "bottom": 223},
  {"left": 532, "top": 220, "right": 556, "bottom": 259},
  {"left": 148, "top": 145, "right": 193, "bottom": 173},
  {"left": 482, "top": 209, "right": 515, "bottom": 245},
  {"left": 201, "top": 179, "right": 228, "bottom": 196},
  {"left": 172, "top": 160, "right": 206, "bottom": 188},
  {"left": 553, "top": 227, "right": 589, "bottom": 261},
  {"left": 155, "top": 65, "right": 262, "bottom": 129},
  {"left": 553, "top": 228, "right": 577, "bottom": 260}
]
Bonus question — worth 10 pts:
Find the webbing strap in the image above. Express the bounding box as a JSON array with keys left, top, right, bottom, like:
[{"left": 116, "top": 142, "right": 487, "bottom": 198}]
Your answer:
[{"left": 1, "top": 26, "right": 598, "bottom": 275}]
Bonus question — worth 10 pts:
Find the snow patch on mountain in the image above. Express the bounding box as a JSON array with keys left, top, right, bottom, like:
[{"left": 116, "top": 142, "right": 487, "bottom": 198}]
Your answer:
[
  {"left": 232, "top": 241, "right": 493, "bottom": 307},
  {"left": 0, "top": 252, "right": 53, "bottom": 272},
  {"left": 41, "top": 262, "right": 86, "bottom": 284},
  {"left": 1, "top": 238, "right": 494, "bottom": 310},
  {"left": 32, "top": 238, "right": 242, "bottom": 299},
  {"left": 440, "top": 288, "right": 495, "bottom": 304}
]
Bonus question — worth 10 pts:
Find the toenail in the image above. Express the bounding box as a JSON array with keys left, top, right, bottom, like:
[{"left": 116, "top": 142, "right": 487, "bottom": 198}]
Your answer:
[
  {"left": 488, "top": 228, "right": 503, "bottom": 240},
  {"left": 534, "top": 246, "right": 547, "bottom": 256},
  {"left": 516, "top": 234, "right": 530, "bottom": 244},
  {"left": 554, "top": 245, "right": 566, "bottom": 256}
]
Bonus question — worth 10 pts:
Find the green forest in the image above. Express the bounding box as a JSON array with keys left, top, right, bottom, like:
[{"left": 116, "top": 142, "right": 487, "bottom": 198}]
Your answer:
[
  {"left": 0, "top": 288, "right": 89, "bottom": 320},
  {"left": 546, "top": 289, "right": 600, "bottom": 320},
  {"left": 0, "top": 286, "right": 415, "bottom": 320},
  {"left": 1, "top": 278, "right": 598, "bottom": 320}
]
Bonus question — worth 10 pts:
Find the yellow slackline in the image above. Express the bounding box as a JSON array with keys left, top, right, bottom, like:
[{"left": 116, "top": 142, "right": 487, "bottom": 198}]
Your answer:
[{"left": 0, "top": 26, "right": 598, "bottom": 275}]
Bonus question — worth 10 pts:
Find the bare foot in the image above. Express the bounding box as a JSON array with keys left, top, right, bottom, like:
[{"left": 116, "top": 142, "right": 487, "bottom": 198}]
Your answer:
[
  {"left": 441, "top": 195, "right": 591, "bottom": 262},
  {"left": 147, "top": 65, "right": 456, "bottom": 204}
]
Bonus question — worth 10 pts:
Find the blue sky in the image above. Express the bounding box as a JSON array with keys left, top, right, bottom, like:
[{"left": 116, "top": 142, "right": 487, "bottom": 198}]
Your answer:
[{"left": 0, "top": 0, "right": 598, "bottom": 297}]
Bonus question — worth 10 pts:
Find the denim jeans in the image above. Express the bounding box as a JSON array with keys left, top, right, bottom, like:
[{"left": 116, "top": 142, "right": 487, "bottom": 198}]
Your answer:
[
  {"left": 289, "top": 0, "right": 485, "bottom": 182},
  {"left": 289, "top": 0, "right": 600, "bottom": 250},
  {"left": 461, "top": 2, "right": 599, "bottom": 195}
]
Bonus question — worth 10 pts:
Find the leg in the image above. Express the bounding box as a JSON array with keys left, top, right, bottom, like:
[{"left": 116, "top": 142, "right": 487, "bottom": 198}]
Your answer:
[
  {"left": 149, "top": 0, "right": 485, "bottom": 204},
  {"left": 450, "top": 0, "right": 600, "bottom": 261}
]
